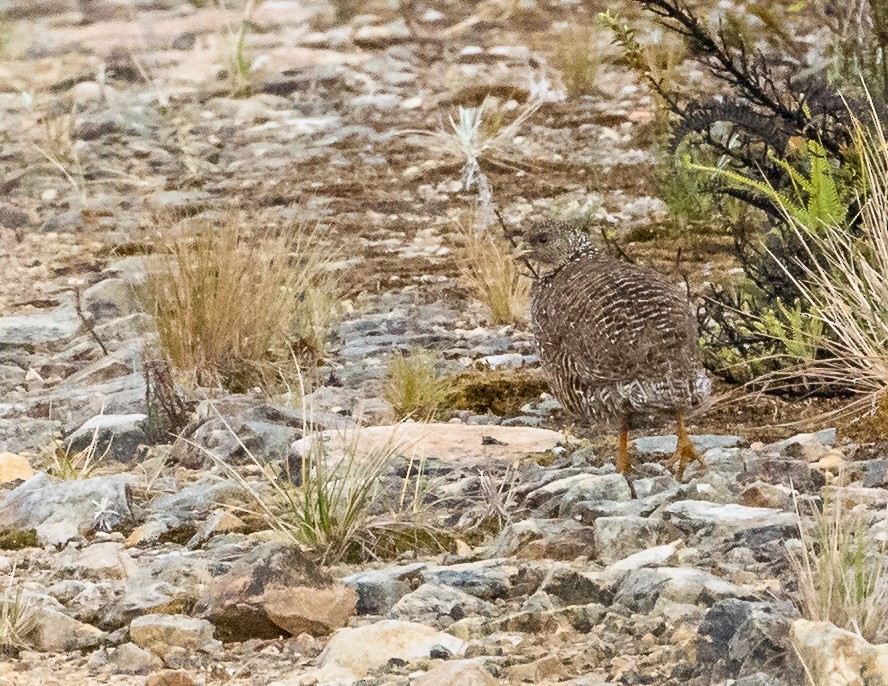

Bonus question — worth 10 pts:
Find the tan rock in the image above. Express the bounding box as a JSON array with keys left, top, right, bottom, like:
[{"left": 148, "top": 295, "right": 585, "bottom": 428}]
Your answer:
[
  {"left": 130, "top": 614, "right": 220, "bottom": 657},
  {"left": 146, "top": 670, "right": 197, "bottom": 686},
  {"left": 263, "top": 584, "right": 357, "bottom": 636},
  {"left": 505, "top": 655, "right": 565, "bottom": 682},
  {"left": 27, "top": 607, "right": 106, "bottom": 651},
  {"left": 0, "top": 453, "right": 34, "bottom": 483},
  {"left": 414, "top": 659, "right": 497, "bottom": 686},
  {"left": 791, "top": 619, "right": 888, "bottom": 686},
  {"left": 59, "top": 541, "right": 138, "bottom": 580},
  {"left": 292, "top": 423, "right": 563, "bottom": 466}
]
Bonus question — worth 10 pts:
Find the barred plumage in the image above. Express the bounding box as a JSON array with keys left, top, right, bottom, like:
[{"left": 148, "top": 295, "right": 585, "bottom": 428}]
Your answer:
[{"left": 523, "top": 220, "right": 708, "bottom": 477}]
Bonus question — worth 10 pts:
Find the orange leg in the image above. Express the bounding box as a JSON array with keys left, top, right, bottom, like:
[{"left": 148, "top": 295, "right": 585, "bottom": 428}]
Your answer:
[
  {"left": 666, "top": 411, "right": 705, "bottom": 480},
  {"left": 616, "top": 416, "right": 631, "bottom": 475}
]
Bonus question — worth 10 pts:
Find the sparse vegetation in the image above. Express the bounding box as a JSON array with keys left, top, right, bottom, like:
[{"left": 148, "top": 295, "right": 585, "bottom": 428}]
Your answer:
[
  {"left": 455, "top": 216, "right": 532, "bottom": 325},
  {"left": 207, "top": 409, "right": 444, "bottom": 564},
  {"left": 383, "top": 349, "right": 452, "bottom": 420},
  {"left": 552, "top": 25, "right": 601, "bottom": 98},
  {"left": 42, "top": 420, "right": 109, "bottom": 481},
  {"left": 142, "top": 215, "right": 342, "bottom": 391},
  {"left": 451, "top": 367, "right": 550, "bottom": 417},
  {"left": 0, "top": 568, "right": 37, "bottom": 656},
  {"left": 791, "top": 486, "right": 888, "bottom": 643}
]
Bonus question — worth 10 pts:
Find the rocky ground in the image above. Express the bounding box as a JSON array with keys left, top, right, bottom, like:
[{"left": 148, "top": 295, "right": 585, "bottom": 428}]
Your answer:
[{"left": 1, "top": 0, "right": 888, "bottom": 685}]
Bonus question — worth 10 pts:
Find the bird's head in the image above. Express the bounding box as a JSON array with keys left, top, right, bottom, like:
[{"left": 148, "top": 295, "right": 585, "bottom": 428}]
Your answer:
[{"left": 521, "top": 220, "right": 598, "bottom": 270}]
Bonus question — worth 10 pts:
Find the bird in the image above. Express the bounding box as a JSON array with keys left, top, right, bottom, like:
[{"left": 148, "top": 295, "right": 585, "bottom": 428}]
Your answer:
[{"left": 520, "top": 219, "right": 709, "bottom": 479}]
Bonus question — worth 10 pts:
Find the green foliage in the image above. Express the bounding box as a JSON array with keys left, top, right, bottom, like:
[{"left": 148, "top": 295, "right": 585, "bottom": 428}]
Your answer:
[
  {"left": 687, "top": 138, "right": 852, "bottom": 235},
  {"left": 553, "top": 25, "right": 601, "bottom": 98}
]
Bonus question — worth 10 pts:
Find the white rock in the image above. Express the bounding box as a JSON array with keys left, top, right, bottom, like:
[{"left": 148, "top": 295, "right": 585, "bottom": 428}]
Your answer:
[
  {"left": 271, "top": 620, "right": 467, "bottom": 685},
  {"left": 663, "top": 500, "right": 795, "bottom": 531},
  {"left": 791, "top": 619, "right": 888, "bottom": 685}
]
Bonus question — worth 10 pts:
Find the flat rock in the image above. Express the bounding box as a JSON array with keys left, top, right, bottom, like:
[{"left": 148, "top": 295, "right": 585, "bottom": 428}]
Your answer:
[
  {"left": 633, "top": 434, "right": 743, "bottom": 454},
  {"left": 110, "top": 642, "right": 164, "bottom": 674},
  {"left": 388, "top": 583, "right": 494, "bottom": 624},
  {"left": 342, "top": 563, "right": 425, "bottom": 615},
  {"left": 615, "top": 567, "right": 752, "bottom": 612},
  {"left": 0, "top": 452, "right": 34, "bottom": 483},
  {"left": 413, "top": 659, "right": 497, "bottom": 686},
  {"left": 0, "top": 472, "right": 133, "bottom": 545},
  {"left": 27, "top": 606, "right": 106, "bottom": 652},
  {"left": 292, "top": 423, "right": 563, "bottom": 465},
  {"left": 58, "top": 541, "right": 137, "bottom": 580},
  {"left": 272, "top": 620, "right": 467, "bottom": 685},
  {"left": 663, "top": 500, "right": 795, "bottom": 533},
  {"left": 130, "top": 614, "right": 220, "bottom": 657},
  {"left": 0, "top": 298, "right": 80, "bottom": 346}
]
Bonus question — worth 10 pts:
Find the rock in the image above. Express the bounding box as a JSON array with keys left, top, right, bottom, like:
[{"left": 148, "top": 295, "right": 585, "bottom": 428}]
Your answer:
[
  {"left": 129, "top": 614, "right": 221, "bottom": 657},
  {"left": 353, "top": 20, "right": 412, "bottom": 48},
  {"left": 0, "top": 297, "right": 80, "bottom": 346},
  {"left": 505, "top": 655, "right": 565, "bottom": 683},
  {"left": 413, "top": 659, "right": 497, "bottom": 686},
  {"left": 388, "top": 583, "right": 494, "bottom": 624},
  {"left": 28, "top": 606, "right": 106, "bottom": 651},
  {"left": 110, "top": 642, "right": 164, "bottom": 674},
  {"left": 558, "top": 474, "right": 633, "bottom": 517},
  {"left": 593, "top": 516, "right": 680, "bottom": 564},
  {"left": 605, "top": 542, "right": 680, "bottom": 574},
  {"left": 146, "top": 670, "right": 197, "bottom": 686},
  {"left": 273, "top": 620, "right": 467, "bottom": 685},
  {"left": 58, "top": 541, "right": 137, "bottom": 580},
  {"left": 696, "top": 599, "right": 802, "bottom": 683},
  {"left": 791, "top": 619, "right": 888, "bottom": 686},
  {"left": 0, "top": 473, "right": 133, "bottom": 545},
  {"left": 615, "top": 567, "right": 752, "bottom": 612},
  {"left": 420, "top": 559, "right": 517, "bottom": 600},
  {"left": 739, "top": 458, "right": 825, "bottom": 493},
  {"left": 863, "top": 459, "right": 888, "bottom": 488},
  {"left": 540, "top": 567, "right": 613, "bottom": 606},
  {"left": 487, "top": 518, "right": 596, "bottom": 560},
  {"left": 0, "top": 417, "right": 60, "bottom": 456},
  {"left": 66, "top": 413, "right": 148, "bottom": 464},
  {"left": 663, "top": 500, "right": 795, "bottom": 534},
  {"left": 80, "top": 278, "right": 137, "bottom": 321},
  {"left": 195, "top": 540, "right": 355, "bottom": 641},
  {"left": 769, "top": 429, "right": 836, "bottom": 461},
  {"left": 263, "top": 584, "right": 357, "bottom": 637},
  {"left": 633, "top": 434, "right": 743, "bottom": 454},
  {"left": 342, "top": 563, "right": 425, "bottom": 615},
  {"left": 0, "top": 452, "right": 34, "bottom": 483},
  {"left": 292, "top": 423, "right": 563, "bottom": 466}
]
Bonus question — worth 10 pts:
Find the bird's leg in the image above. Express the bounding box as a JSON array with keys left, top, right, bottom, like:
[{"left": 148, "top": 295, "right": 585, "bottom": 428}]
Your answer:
[
  {"left": 616, "top": 416, "right": 637, "bottom": 499},
  {"left": 666, "top": 411, "right": 705, "bottom": 481}
]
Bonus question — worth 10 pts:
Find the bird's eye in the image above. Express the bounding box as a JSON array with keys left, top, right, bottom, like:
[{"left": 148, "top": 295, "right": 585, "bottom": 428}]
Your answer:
[{"left": 537, "top": 235, "right": 549, "bottom": 244}]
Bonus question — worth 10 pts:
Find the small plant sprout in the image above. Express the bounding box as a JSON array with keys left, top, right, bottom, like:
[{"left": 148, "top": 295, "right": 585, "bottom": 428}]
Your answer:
[{"left": 92, "top": 496, "right": 121, "bottom": 533}]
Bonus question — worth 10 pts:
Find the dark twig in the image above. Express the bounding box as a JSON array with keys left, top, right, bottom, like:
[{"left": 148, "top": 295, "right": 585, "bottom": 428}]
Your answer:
[
  {"left": 599, "top": 225, "right": 636, "bottom": 264},
  {"left": 495, "top": 209, "right": 539, "bottom": 279},
  {"left": 73, "top": 286, "right": 108, "bottom": 356}
]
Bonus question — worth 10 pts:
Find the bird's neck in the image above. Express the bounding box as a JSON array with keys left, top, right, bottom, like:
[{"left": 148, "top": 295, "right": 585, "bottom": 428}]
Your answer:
[{"left": 564, "top": 231, "right": 599, "bottom": 264}]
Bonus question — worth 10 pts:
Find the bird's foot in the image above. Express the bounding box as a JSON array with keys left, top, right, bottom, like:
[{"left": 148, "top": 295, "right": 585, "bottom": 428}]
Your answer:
[{"left": 666, "top": 437, "right": 705, "bottom": 482}]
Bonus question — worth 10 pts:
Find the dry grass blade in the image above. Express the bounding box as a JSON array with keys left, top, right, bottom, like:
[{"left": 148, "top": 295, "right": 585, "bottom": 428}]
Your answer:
[
  {"left": 383, "top": 349, "right": 452, "bottom": 420},
  {"left": 552, "top": 25, "right": 601, "bottom": 97},
  {"left": 769, "top": 93, "right": 888, "bottom": 410},
  {"left": 790, "top": 482, "right": 888, "bottom": 643},
  {"left": 0, "top": 566, "right": 38, "bottom": 655},
  {"left": 455, "top": 216, "right": 532, "bottom": 324},
  {"left": 43, "top": 406, "right": 111, "bottom": 480},
  {"left": 142, "top": 215, "right": 342, "bottom": 391}
]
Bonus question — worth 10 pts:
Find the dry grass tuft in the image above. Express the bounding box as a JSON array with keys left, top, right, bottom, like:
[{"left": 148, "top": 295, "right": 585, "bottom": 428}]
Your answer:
[
  {"left": 42, "top": 414, "right": 109, "bottom": 481},
  {"left": 383, "top": 349, "right": 452, "bottom": 420},
  {"left": 790, "top": 484, "right": 888, "bottom": 643},
  {"left": 553, "top": 25, "right": 601, "bottom": 97},
  {"left": 0, "top": 567, "right": 37, "bottom": 656},
  {"left": 455, "top": 217, "right": 532, "bottom": 324},
  {"left": 142, "top": 214, "right": 341, "bottom": 391}
]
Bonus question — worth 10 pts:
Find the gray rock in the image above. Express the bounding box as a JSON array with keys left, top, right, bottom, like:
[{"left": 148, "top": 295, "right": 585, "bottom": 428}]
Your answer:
[
  {"left": 0, "top": 417, "right": 61, "bottom": 455},
  {"left": 110, "top": 642, "right": 163, "bottom": 674},
  {"left": 662, "top": 500, "right": 796, "bottom": 535},
  {"left": 0, "top": 473, "right": 134, "bottom": 544},
  {"left": 863, "top": 459, "right": 888, "bottom": 488},
  {"left": 81, "top": 278, "right": 137, "bottom": 322},
  {"left": 66, "top": 413, "right": 148, "bottom": 463},
  {"left": 0, "top": 298, "right": 80, "bottom": 346},
  {"left": 354, "top": 19, "right": 412, "bottom": 48},
  {"left": 342, "top": 562, "right": 425, "bottom": 615},
  {"left": 633, "top": 434, "right": 743, "bottom": 454},
  {"left": 593, "top": 516, "right": 681, "bottom": 564},
  {"left": 388, "top": 583, "right": 494, "bottom": 624},
  {"left": 557, "top": 474, "right": 633, "bottom": 517},
  {"left": 420, "top": 560, "right": 516, "bottom": 601},
  {"left": 696, "top": 599, "right": 802, "bottom": 683},
  {"left": 539, "top": 567, "right": 613, "bottom": 606},
  {"left": 486, "top": 518, "right": 596, "bottom": 560},
  {"left": 614, "top": 567, "right": 752, "bottom": 612}
]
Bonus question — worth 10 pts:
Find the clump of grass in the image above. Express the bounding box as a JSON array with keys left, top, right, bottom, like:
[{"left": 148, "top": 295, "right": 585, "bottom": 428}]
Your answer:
[
  {"left": 142, "top": 215, "right": 341, "bottom": 391},
  {"left": 383, "top": 349, "right": 452, "bottom": 420},
  {"left": 0, "top": 567, "right": 37, "bottom": 656},
  {"left": 451, "top": 367, "right": 550, "bottom": 417},
  {"left": 790, "top": 486, "right": 888, "bottom": 643},
  {"left": 205, "top": 406, "right": 444, "bottom": 564},
  {"left": 552, "top": 25, "right": 601, "bottom": 97},
  {"left": 455, "top": 216, "right": 532, "bottom": 325},
  {"left": 42, "top": 419, "right": 110, "bottom": 481}
]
